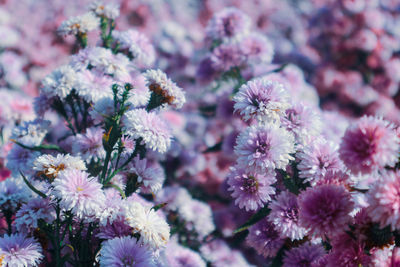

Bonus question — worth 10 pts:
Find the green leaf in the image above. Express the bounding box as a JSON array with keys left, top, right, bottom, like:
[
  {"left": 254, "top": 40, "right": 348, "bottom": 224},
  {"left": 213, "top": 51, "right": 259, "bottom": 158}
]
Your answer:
[
  {"left": 20, "top": 172, "right": 47, "bottom": 198},
  {"left": 12, "top": 140, "right": 66, "bottom": 153},
  {"left": 234, "top": 205, "right": 270, "bottom": 234},
  {"left": 152, "top": 203, "right": 167, "bottom": 211}
]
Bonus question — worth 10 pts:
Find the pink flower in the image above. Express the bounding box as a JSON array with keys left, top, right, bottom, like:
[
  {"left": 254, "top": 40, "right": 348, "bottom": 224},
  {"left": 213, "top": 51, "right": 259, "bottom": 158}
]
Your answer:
[
  {"left": 339, "top": 116, "right": 400, "bottom": 175},
  {"left": 298, "top": 184, "right": 354, "bottom": 238}
]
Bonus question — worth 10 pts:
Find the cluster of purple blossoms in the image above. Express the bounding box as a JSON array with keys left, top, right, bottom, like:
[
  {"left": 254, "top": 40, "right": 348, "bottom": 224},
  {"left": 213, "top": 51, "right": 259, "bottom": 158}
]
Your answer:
[{"left": 1, "top": 0, "right": 400, "bottom": 266}]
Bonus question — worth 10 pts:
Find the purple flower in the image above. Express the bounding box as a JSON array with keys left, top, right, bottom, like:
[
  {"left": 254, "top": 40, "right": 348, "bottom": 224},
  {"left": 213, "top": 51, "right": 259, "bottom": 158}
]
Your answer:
[
  {"left": 0, "top": 234, "right": 43, "bottom": 267},
  {"left": 99, "top": 236, "right": 156, "bottom": 267},
  {"left": 130, "top": 156, "right": 165, "bottom": 194},
  {"left": 162, "top": 242, "right": 206, "bottom": 267},
  {"left": 15, "top": 197, "right": 55, "bottom": 233},
  {"left": 75, "top": 69, "right": 113, "bottom": 102},
  {"left": 281, "top": 103, "right": 322, "bottom": 146},
  {"left": 227, "top": 166, "right": 276, "bottom": 211},
  {"left": 233, "top": 78, "right": 291, "bottom": 123},
  {"left": 123, "top": 109, "right": 172, "bottom": 154},
  {"left": 240, "top": 32, "right": 274, "bottom": 64},
  {"left": 298, "top": 184, "right": 354, "bottom": 238},
  {"left": 246, "top": 218, "right": 285, "bottom": 258},
  {"left": 297, "top": 137, "right": 344, "bottom": 185},
  {"left": 71, "top": 127, "right": 106, "bottom": 163},
  {"left": 339, "top": 116, "right": 399, "bottom": 175},
  {"left": 210, "top": 43, "right": 244, "bottom": 72},
  {"left": 283, "top": 243, "right": 325, "bottom": 267},
  {"left": 206, "top": 7, "right": 250, "bottom": 41},
  {"left": 234, "top": 124, "right": 295, "bottom": 172},
  {"left": 268, "top": 191, "right": 307, "bottom": 240}
]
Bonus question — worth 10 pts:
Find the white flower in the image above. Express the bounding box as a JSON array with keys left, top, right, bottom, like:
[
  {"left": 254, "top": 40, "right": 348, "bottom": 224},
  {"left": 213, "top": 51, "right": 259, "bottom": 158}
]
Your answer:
[
  {"left": 41, "top": 65, "right": 78, "bottom": 99},
  {"left": 113, "top": 30, "right": 155, "bottom": 67},
  {"left": 58, "top": 12, "right": 100, "bottom": 36},
  {"left": 144, "top": 69, "right": 186, "bottom": 109},
  {"left": 123, "top": 109, "right": 172, "bottom": 154},
  {"left": 179, "top": 199, "right": 215, "bottom": 238},
  {"left": 123, "top": 202, "right": 170, "bottom": 249},
  {"left": 89, "top": 1, "right": 120, "bottom": 19},
  {"left": 33, "top": 154, "right": 87, "bottom": 179},
  {"left": 75, "top": 69, "right": 114, "bottom": 102}
]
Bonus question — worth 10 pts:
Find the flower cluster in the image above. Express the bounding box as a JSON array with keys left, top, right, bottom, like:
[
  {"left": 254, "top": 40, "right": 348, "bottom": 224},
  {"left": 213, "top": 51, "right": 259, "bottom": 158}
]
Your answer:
[{"left": 1, "top": 0, "right": 400, "bottom": 266}]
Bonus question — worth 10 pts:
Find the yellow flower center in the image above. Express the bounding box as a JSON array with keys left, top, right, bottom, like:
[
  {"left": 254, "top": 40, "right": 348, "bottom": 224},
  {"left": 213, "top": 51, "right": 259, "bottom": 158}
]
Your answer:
[{"left": 76, "top": 187, "right": 84, "bottom": 192}]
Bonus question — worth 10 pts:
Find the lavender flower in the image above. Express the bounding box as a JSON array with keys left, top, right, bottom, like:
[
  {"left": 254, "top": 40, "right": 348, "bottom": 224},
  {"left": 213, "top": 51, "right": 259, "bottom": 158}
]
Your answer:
[
  {"left": 57, "top": 12, "right": 99, "bottom": 36},
  {"left": 283, "top": 243, "right": 325, "bottom": 267},
  {"left": 162, "top": 242, "right": 206, "bottom": 267},
  {"left": 268, "top": 191, "right": 307, "bottom": 240},
  {"left": 246, "top": 218, "right": 285, "bottom": 258},
  {"left": 234, "top": 123, "right": 295, "bottom": 172},
  {"left": 71, "top": 127, "right": 106, "bottom": 162},
  {"left": 130, "top": 156, "right": 165, "bottom": 194},
  {"left": 52, "top": 169, "right": 105, "bottom": 220},
  {"left": 0, "top": 234, "right": 43, "bottom": 267},
  {"left": 99, "top": 236, "right": 156, "bottom": 267},
  {"left": 227, "top": 166, "right": 276, "bottom": 211},
  {"left": 233, "top": 78, "right": 291, "bottom": 123}
]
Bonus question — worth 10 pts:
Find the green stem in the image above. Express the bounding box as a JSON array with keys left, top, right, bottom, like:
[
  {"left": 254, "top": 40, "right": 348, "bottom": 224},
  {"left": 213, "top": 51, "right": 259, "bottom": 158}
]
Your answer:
[{"left": 55, "top": 205, "right": 62, "bottom": 267}]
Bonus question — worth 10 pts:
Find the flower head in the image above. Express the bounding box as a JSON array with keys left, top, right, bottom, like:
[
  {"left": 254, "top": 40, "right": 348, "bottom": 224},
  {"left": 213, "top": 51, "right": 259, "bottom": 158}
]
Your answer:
[
  {"left": 123, "top": 109, "right": 172, "bottom": 154},
  {"left": 89, "top": 1, "right": 120, "bottom": 19},
  {"left": 233, "top": 78, "right": 291, "bottom": 123},
  {"left": 246, "top": 218, "right": 285, "bottom": 258},
  {"left": 58, "top": 12, "right": 99, "bottom": 36},
  {"left": 367, "top": 171, "right": 400, "bottom": 230},
  {"left": 41, "top": 65, "right": 78, "bottom": 99},
  {"left": 206, "top": 7, "right": 251, "bottom": 41},
  {"left": 234, "top": 124, "right": 295, "bottom": 172},
  {"left": 162, "top": 242, "right": 206, "bottom": 267},
  {"left": 268, "top": 191, "right": 307, "bottom": 240},
  {"left": 99, "top": 236, "right": 156, "bottom": 267},
  {"left": 0, "top": 234, "right": 43, "bottom": 267},
  {"left": 339, "top": 116, "right": 400, "bottom": 175},
  {"left": 283, "top": 243, "right": 325, "bottom": 267},
  {"left": 298, "top": 184, "right": 354, "bottom": 238},
  {"left": 130, "top": 156, "right": 165, "bottom": 194},
  {"left": 33, "top": 154, "right": 86, "bottom": 179},
  {"left": 227, "top": 166, "right": 276, "bottom": 211},
  {"left": 52, "top": 169, "right": 105, "bottom": 219},
  {"left": 123, "top": 202, "right": 170, "bottom": 249},
  {"left": 144, "top": 69, "right": 185, "bottom": 109}
]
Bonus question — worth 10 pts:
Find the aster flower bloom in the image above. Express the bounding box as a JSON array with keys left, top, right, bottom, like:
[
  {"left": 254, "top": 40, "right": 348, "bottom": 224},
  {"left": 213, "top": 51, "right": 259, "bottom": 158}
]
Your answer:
[
  {"left": 200, "top": 239, "right": 252, "bottom": 267},
  {"left": 339, "top": 116, "right": 400, "bottom": 175},
  {"left": 268, "top": 191, "right": 307, "bottom": 240},
  {"left": 297, "top": 137, "right": 344, "bottom": 185},
  {"left": 6, "top": 145, "right": 40, "bottom": 176},
  {"left": 143, "top": 69, "right": 186, "bottom": 109},
  {"left": 155, "top": 185, "right": 192, "bottom": 212},
  {"left": 281, "top": 103, "right": 322, "bottom": 146},
  {"left": 89, "top": 1, "right": 120, "bottom": 19},
  {"left": 366, "top": 171, "right": 400, "bottom": 230},
  {"left": 227, "top": 166, "right": 276, "bottom": 211},
  {"left": 162, "top": 242, "right": 206, "bottom": 267},
  {"left": 210, "top": 43, "right": 244, "bottom": 72},
  {"left": 113, "top": 30, "right": 155, "bottom": 67},
  {"left": 0, "top": 177, "right": 31, "bottom": 211},
  {"left": 233, "top": 78, "right": 291, "bottom": 123},
  {"left": 71, "top": 127, "right": 106, "bottom": 162},
  {"left": 234, "top": 123, "right": 295, "bottom": 172},
  {"left": 206, "top": 7, "right": 251, "bottom": 41},
  {"left": 246, "top": 218, "right": 285, "bottom": 258},
  {"left": 283, "top": 243, "right": 325, "bottom": 267},
  {"left": 57, "top": 12, "right": 100, "bottom": 36},
  {"left": 33, "top": 154, "right": 86, "bottom": 179},
  {"left": 99, "top": 236, "right": 156, "bottom": 267},
  {"left": 41, "top": 65, "right": 78, "bottom": 99},
  {"left": 75, "top": 69, "right": 114, "bottom": 102},
  {"left": 179, "top": 199, "right": 216, "bottom": 239},
  {"left": 298, "top": 184, "right": 354, "bottom": 238},
  {"left": 130, "top": 156, "right": 165, "bottom": 194},
  {"left": 240, "top": 33, "right": 274, "bottom": 64},
  {"left": 123, "top": 202, "right": 170, "bottom": 249},
  {"left": 15, "top": 197, "right": 55, "bottom": 233},
  {"left": 11, "top": 119, "right": 50, "bottom": 147},
  {"left": 0, "top": 234, "right": 43, "bottom": 267},
  {"left": 123, "top": 109, "right": 172, "bottom": 154},
  {"left": 52, "top": 169, "right": 105, "bottom": 219}
]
